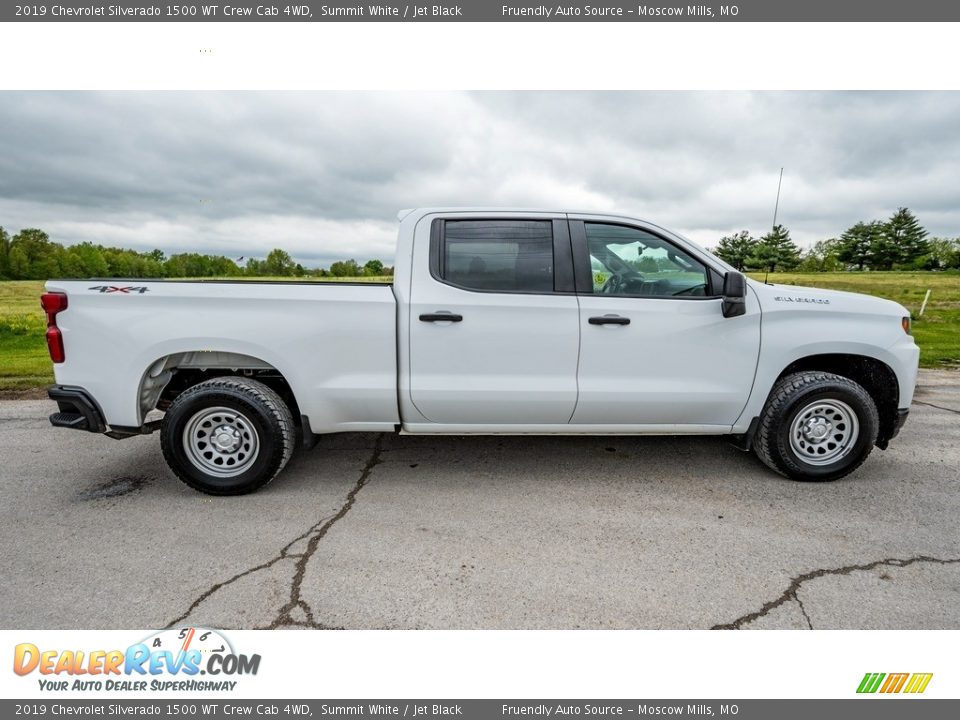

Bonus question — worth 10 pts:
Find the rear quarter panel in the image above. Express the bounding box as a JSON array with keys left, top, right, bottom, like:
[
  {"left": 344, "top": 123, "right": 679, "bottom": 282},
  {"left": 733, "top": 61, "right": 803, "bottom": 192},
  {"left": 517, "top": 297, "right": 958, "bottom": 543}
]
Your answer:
[{"left": 44, "top": 280, "right": 400, "bottom": 431}]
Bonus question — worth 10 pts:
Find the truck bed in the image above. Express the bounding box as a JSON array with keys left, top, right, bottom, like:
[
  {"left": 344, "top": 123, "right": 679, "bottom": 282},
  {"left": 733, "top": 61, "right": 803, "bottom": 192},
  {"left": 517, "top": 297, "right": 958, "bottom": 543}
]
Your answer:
[{"left": 45, "top": 279, "right": 401, "bottom": 432}]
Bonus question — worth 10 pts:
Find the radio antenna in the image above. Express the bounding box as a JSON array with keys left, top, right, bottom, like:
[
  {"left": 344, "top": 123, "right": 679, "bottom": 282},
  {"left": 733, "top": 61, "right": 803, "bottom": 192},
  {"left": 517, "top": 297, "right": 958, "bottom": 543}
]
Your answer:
[
  {"left": 772, "top": 167, "right": 784, "bottom": 229},
  {"left": 765, "top": 167, "right": 784, "bottom": 285}
]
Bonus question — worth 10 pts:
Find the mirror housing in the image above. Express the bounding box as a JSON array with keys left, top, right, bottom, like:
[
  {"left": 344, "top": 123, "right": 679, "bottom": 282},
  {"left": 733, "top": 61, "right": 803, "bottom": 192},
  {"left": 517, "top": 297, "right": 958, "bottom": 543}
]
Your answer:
[{"left": 721, "top": 271, "right": 747, "bottom": 318}]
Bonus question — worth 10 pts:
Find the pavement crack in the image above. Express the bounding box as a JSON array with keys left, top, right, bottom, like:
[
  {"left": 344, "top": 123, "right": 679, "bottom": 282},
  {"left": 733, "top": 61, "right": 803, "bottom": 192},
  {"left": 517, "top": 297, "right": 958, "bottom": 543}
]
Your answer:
[
  {"left": 712, "top": 555, "right": 960, "bottom": 630},
  {"left": 794, "top": 595, "right": 814, "bottom": 630},
  {"left": 163, "top": 436, "right": 384, "bottom": 630},
  {"left": 264, "top": 434, "right": 385, "bottom": 629},
  {"left": 913, "top": 400, "right": 960, "bottom": 415}
]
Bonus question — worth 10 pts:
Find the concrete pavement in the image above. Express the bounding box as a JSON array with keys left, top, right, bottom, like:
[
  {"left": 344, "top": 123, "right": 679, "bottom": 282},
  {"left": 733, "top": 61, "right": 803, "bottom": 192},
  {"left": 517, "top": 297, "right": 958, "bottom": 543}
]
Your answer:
[{"left": 1, "top": 370, "right": 957, "bottom": 630}]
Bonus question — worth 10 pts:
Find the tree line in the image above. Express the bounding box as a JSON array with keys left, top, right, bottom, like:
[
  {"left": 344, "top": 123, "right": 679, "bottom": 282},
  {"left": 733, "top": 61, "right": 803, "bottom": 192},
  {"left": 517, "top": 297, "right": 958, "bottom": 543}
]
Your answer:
[
  {"left": 712, "top": 207, "right": 960, "bottom": 273},
  {"left": 0, "top": 227, "right": 393, "bottom": 280},
  {"left": 3, "top": 208, "right": 958, "bottom": 281}
]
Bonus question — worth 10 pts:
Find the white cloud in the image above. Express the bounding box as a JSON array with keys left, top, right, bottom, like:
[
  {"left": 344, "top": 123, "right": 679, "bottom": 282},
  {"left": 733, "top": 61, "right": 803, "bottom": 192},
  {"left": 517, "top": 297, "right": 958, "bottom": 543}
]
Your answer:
[{"left": 1, "top": 91, "right": 958, "bottom": 265}]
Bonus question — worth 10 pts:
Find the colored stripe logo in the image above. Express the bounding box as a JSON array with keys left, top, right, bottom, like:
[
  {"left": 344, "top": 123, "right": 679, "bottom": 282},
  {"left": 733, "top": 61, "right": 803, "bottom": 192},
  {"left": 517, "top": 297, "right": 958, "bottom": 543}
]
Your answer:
[{"left": 857, "top": 672, "right": 933, "bottom": 694}]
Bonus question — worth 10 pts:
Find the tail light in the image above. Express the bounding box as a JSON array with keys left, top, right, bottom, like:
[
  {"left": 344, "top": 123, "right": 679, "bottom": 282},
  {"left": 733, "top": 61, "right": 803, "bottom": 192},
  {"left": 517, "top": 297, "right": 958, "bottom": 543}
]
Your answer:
[{"left": 40, "top": 292, "right": 68, "bottom": 363}]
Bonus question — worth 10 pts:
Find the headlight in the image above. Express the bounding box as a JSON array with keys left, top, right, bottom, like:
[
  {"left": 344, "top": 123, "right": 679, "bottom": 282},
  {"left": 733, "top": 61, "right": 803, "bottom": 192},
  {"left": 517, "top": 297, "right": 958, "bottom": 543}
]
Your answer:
[{"left": 902, "top": 316, "right": 912, "bottom": 334}]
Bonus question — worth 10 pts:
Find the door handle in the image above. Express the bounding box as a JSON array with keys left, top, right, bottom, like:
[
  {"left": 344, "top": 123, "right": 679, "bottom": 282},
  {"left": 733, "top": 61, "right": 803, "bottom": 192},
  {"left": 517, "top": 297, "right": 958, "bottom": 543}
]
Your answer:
[
  {"left": 588, "top": 315, "right": 630, "bottom": 326},
  {"left": 419, "top": 312, "right": 463, "bottom": 323}
]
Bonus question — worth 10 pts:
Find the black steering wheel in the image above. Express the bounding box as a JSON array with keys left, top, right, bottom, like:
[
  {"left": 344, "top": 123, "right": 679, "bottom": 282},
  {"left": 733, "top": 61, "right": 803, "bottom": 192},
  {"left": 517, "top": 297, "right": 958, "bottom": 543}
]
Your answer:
[
  {"left": 600, "top": 274, "right": 621, "bottom": 294},
  {"left": 601, "top": 272, "right": 643, "bottom": 294}
]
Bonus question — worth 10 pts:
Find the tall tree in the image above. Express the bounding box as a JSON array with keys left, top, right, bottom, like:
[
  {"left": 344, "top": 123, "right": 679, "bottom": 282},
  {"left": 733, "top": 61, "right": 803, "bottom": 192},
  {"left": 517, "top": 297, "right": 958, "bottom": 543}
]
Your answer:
[
  {"left": 329, "top": 259, "right": 360, "bottom": 277},
  {"left": 836, "top": 221, "right": 881, "bottom": 270},
  {"left": 884, "top": 207, "right": 929, "bottom": 267},
  {"left": 922, "top": 237, "right": 960, "bottom": 270},
  {"left": 11, "top": 228, "right": 59, "bottom": 279},
  {"left": 798, "top": 238, "right": 842, "bottom": 272},
  {"left": 713, "top": 230, "right": 756, "bottom": 271},
  {"left": 8, "top": 245, "right": 30, "bottom": 278},
  {"left": 264, "top": 248, "right": 295, "bottom": 276},
  {"left": 363, "top": 259, "right": 385, "bottom": 276},
  {"left": 867, "top": 231, "right": 898, "bottom": 271},
  {"left": 749, "top": 224, "right": 800, "bottom": 273},
  {"left": 0, "top": 227, "right": 10, "bottom": 278},
  {"left": 66, "top": 242, "right": 110, "bottom": 277}
]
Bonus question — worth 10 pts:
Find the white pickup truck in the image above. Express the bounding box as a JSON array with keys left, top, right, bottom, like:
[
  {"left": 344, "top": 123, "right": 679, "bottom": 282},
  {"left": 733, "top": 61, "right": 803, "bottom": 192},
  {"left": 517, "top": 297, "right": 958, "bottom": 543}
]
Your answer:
[{"left": 42, "top": 208, "right": 919, "bottom": 494}]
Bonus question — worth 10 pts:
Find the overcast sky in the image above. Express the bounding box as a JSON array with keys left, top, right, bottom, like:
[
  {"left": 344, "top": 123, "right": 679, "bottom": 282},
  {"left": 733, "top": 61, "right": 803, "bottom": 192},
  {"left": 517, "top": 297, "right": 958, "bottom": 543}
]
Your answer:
[{"left": 1, "top": 91, "right": 958, "bottom": 267}]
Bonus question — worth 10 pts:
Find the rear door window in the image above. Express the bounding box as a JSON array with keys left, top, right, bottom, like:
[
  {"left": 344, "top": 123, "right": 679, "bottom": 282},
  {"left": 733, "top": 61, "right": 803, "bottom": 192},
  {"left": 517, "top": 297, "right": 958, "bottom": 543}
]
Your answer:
[{"left": 440, "top": 220, "right": 555, "bottom": 293}]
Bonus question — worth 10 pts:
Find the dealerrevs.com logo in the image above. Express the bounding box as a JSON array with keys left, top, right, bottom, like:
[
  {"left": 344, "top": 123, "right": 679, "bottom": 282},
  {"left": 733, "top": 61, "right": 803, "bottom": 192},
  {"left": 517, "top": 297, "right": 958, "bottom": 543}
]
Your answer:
[{"left": 13, "top": 627, "right": 260, "bottom": 692}]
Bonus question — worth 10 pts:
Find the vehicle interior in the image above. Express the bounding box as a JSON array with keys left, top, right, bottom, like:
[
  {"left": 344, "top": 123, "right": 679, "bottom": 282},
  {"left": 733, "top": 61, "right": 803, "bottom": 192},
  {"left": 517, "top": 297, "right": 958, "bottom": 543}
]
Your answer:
[{"left": 587, "top": 225, "right": 710, "bottom": 297}]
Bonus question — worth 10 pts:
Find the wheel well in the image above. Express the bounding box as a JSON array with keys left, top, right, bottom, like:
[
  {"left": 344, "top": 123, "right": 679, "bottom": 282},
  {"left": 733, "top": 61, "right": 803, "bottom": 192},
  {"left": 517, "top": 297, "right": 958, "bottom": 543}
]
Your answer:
[
  {"left": 140, "top": 353, "right": 301, "bottom": 427},
  {"left": 778, "top": 354, "right": 900, "bottom": 448},
  {"left": 158, "top": 369, "right": 300, "bottom": 421}
]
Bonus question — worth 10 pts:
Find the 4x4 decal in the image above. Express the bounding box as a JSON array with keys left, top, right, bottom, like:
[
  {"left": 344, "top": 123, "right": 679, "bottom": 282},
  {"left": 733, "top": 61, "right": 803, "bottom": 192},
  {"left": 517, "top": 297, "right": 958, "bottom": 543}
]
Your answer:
[{"left": 89, "top": 285, "right": 150, "bottom": 294}]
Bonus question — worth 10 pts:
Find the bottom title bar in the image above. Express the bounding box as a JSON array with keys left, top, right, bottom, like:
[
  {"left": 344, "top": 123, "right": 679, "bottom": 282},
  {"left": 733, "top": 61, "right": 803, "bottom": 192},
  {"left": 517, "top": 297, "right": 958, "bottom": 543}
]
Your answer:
[{"left": 3, "top": 700, "right": 958, "bottom": 719}]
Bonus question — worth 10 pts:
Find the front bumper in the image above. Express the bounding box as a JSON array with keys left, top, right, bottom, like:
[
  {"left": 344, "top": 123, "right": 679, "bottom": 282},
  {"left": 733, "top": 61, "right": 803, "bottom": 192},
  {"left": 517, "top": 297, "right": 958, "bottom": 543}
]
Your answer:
[
  {"left": 876, "top": 408, "right": 910, "bottom": 450},
  {"left": 891, "top": 408, "right": 910, "bottom": 438},
  {"left": 48, "top": 385, "right": 106, "bottom": 433}
]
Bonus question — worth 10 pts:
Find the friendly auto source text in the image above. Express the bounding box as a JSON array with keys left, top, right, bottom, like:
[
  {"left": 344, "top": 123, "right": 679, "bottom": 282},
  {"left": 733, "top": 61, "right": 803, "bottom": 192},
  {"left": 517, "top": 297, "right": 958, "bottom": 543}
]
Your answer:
[{"left": 503, "top": 6, "right": 739, "bottom": 18}]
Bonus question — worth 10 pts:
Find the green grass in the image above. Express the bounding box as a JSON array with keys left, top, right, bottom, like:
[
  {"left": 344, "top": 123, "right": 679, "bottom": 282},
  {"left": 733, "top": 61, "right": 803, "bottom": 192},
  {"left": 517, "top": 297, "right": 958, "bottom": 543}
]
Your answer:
[
  {"left": 749, "top": 271, "right": 960, "bottom": 369},
  {"left": 1, "top": 272, "right": 957, "bottom": 392},
  {"left": 0, "top": 281, "right": 51, "bottom": 391}
]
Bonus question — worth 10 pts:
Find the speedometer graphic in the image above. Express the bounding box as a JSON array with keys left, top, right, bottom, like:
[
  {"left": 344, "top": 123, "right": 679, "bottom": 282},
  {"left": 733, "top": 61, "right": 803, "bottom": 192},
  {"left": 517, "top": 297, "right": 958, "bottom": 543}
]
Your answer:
[{"left": 139, "top": 627, "right": 234, "bottom": 659}]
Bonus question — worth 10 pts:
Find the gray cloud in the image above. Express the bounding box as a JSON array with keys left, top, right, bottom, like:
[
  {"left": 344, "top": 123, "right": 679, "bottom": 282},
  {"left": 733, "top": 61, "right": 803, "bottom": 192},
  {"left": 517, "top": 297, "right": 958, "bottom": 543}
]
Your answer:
[{"left": 1, "top": 91, "right": 958, "bottom": 266}]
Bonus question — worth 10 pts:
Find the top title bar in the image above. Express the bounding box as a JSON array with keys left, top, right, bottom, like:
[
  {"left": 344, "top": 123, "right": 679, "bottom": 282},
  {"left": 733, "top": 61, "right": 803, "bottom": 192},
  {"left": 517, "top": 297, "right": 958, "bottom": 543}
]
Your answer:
[{"left": 6, "top": 1, "right": 960, "bottom": 22}]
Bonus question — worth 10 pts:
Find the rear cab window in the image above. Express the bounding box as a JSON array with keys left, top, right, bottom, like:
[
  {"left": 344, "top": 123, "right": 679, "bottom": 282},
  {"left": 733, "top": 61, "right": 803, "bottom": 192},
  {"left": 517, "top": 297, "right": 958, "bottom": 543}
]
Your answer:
[{"left": 434, "top": 219, "right": 556, "bottom": 293}]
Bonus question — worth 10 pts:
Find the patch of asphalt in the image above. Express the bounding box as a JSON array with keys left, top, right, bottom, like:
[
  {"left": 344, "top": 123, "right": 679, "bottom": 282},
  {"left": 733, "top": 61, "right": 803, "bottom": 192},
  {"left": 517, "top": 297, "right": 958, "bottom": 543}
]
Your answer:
[
  {"left": 76, "top": 475, "right": 149, "bottom": 502},
  {"left": 0, "top": 388, "right": 49, "bottom": 401},
  {"left": 912, "top": 400, "right": 960, "bottom": 415},
  {"left": 163, "top": 434, "right": 384, "bottom": 631},
  {"left": 711, "top": 556, "right": 960, "bottom": 629}
]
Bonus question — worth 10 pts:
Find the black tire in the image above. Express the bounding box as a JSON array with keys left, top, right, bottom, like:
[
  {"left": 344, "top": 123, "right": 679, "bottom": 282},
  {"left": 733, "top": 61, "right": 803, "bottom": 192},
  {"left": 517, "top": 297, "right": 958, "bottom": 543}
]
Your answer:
[
  {"left": 160, "top": 376, "right": 295, "bottom": 495},
  {"left": 753, "top": 371, "right": 879, "bottom": 482}
]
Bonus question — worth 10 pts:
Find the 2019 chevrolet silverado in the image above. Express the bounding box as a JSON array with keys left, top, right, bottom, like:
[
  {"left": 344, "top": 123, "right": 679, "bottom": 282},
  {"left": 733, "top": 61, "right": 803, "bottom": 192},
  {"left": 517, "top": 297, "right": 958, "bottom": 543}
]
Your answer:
[{"left": 42, "top": 209, "right": 919, "bottom": 494}]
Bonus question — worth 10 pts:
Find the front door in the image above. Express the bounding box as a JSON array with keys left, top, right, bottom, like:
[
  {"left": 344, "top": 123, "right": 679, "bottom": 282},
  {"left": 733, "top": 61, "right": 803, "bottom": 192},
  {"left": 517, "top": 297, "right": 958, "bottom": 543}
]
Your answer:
[{"left": 569, "top": 220, "right": 761, "bottom": 427}]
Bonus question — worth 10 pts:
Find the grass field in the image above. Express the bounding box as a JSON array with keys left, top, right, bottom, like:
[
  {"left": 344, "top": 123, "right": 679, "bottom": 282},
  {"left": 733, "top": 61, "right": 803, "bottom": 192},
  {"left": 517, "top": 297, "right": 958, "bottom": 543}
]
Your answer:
[
  {"left": 0, "top": 281, "right": 55, "bottom": 391},
  {"left": 1, "top": 272, "right": 958, "bottom": 391}
]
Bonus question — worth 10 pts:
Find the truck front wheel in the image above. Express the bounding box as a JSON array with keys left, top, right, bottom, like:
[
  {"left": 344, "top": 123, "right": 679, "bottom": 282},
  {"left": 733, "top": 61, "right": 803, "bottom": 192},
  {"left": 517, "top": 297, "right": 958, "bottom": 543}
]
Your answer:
[
  {"left": 753, "top": 371, "right": 879, "bottom": 482},
  {"left": 160, "top": 376, "right": 295, "bottom": 495}
]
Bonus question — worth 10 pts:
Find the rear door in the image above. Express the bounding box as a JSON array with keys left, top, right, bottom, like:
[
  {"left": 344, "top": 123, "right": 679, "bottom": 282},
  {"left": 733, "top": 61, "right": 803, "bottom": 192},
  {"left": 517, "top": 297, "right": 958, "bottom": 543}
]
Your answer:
[
  {"left": 407, "top": 215, "right": 580, "bottom": 425},
  {"left": 569, "top": 218, "right": 761, "bottom": 427}
]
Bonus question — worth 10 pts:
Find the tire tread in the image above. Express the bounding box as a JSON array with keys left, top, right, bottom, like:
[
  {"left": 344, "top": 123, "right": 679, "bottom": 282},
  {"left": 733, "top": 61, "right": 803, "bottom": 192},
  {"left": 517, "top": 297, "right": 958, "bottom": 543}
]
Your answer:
[
  {"left": 160, "top": 376, "right": 295, "bottom": 495},
  {"left": 754, "top": 371, "right": 878, "bottom": 482}
]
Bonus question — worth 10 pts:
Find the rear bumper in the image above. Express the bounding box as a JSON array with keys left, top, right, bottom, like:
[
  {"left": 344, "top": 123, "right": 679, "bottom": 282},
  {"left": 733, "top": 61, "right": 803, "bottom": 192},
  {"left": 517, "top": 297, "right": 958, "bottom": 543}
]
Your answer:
[{"left": 48, "top": 385, "right": 106, "bottom": 433}]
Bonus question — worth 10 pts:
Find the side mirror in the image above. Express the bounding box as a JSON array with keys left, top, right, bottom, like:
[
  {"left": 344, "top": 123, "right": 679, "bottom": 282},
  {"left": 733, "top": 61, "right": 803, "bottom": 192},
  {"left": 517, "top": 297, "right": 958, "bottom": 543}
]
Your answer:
[{"left": 721, "top": 271, "right": 747, "bottom": 318}]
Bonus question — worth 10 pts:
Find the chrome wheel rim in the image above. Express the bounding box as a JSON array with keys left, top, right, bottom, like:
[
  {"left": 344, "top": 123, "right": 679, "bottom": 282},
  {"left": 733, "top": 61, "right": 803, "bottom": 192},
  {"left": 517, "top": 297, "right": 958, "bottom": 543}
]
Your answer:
[
  {"left": 789, "top": 399, "right": 859, "bottom": 466},
  {"left": 183, "top": 406, "right": 259, "bottom": 477}
]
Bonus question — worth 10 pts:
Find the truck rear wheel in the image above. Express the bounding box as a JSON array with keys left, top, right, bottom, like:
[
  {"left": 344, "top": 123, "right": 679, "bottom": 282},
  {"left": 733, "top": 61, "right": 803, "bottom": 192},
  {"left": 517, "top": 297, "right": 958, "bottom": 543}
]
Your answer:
[
  {"left": 753, "top": 371, "right": 879, "bottom": 482},
  {"left": 160, "top": 376, "right": 295, "bottom": 495}
]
